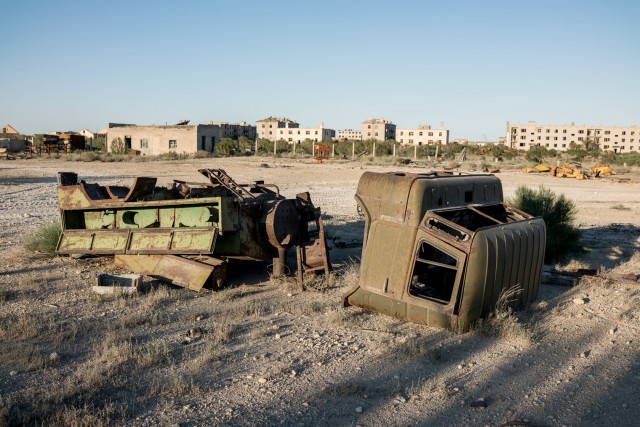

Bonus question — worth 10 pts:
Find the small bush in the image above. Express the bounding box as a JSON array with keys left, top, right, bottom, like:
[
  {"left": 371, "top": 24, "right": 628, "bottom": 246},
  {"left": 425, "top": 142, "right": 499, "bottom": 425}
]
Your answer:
[
  {"left": 510, "top": 186, "right": 581, "bottom": 263},
  {"left": 194, "top": 150, "right": 210, "bottom": 159},
  {"left": 24, "top": 222, "right": 62, "bottom": 255},
  {"left": 214, "top": 138, "right": 238, "bottom": 157}
]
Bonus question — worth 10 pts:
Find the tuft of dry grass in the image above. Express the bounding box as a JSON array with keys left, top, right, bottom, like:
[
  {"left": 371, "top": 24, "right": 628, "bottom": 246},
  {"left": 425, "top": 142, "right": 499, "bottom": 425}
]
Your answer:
[
  {"left": 332, "top": 261, "right": 360, "bottom": 289},
  {"left": 610, "top": 203, "right": 631, "bottom": 210},
  {"left": 398, "top": 335, "right": 445, "bottom": 362},
  {"left": 323, "top": 380, "right": 367, "bottom": 397},
  {"left": 477, "top": 286, "right": 535, "bottom": 344},
  {"left": 408, "top": 377, "right": 453, "bottom": 401}
]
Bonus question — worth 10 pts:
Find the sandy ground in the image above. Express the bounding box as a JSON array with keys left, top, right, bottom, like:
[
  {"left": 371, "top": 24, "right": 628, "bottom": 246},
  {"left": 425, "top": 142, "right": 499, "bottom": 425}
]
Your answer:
[{"left": 0, "top": 157, "right": 639, "bottom": 426}]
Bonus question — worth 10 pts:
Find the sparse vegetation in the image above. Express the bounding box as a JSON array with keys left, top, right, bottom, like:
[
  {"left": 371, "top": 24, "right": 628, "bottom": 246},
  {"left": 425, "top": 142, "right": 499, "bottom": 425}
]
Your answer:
[
  {"left": 476, "top": 286, "right": 534, "bottom": 344},
  {"left": 611, "top": 204, "right": 630, "bottom": 210},
  {"left": 24, "top": 221, "right": 62, "bottom": 255},
  {"left": 510, "top": 185, "right": 581, "bottom": 263}
]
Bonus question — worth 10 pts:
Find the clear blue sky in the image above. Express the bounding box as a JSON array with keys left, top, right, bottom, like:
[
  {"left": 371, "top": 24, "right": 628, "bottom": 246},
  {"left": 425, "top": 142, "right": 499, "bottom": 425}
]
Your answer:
[{"left": 1, "top": 0, "right": 639, "bottom": 140}]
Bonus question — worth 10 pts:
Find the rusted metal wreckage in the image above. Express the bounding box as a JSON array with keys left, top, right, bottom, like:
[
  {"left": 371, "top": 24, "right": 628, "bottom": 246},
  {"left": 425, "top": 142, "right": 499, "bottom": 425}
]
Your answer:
[
  {"left": 344, "top": 171, "right": 546, "bottom": 332},
  {"left": 55, "top": 169, "right": 331, "bottom": 290}
]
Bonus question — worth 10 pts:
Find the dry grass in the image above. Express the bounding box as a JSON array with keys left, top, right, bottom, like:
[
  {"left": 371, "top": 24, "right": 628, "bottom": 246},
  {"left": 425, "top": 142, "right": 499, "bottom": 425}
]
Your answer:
[
  {"left": 323, "top": 380, "right": 367, "bottom": 397},
  {"left": 610, "top": 203, "right": 631, "bottom": 210},
  {"left": 332, "top": 261, "right": 360, "bottom": 289},
  {"left": 406, "top": 377, "right": 453, "bottom": 401},
  {"left": 398, "top": 335, "right": 445, "bottom": 362},
  {"left": 477, "top": 286, "right": 535, "bottom": 344}
]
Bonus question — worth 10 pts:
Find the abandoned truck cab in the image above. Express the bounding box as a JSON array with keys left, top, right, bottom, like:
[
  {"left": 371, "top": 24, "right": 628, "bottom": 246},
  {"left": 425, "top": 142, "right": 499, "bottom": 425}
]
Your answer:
[{"left": 344, "top": 171, "right": 546, "bottom": 332}]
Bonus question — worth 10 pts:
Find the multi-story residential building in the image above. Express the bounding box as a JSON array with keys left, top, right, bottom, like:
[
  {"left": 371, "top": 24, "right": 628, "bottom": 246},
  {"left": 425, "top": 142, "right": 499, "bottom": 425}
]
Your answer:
[
  {"left": 506, "top": 121, "right": 640, "bottom": 153},
  {"left": 361, "top": 118, "right": 396, "bottom": 141},
  {"left": 396, "top": 122, "right": 449, "bottom": 145},
  {"left": 205, "top": 121, "right": 256, "bottom": 140},
  {"left": 336, "top": 129, "right": 362, "bottom": 140},
  {"left": 275, "top": 123, "right": 334, "bottom": 143},
  {"left": 107, "top": 123, "right": 220, "bottom": 155},
  {"left": 256, "top": 117, "right": 299, "bottom": 141}
]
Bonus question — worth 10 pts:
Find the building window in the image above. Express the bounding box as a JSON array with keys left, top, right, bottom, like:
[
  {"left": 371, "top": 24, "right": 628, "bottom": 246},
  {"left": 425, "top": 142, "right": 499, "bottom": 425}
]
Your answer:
[
  {"left": 546, "top": 137, "right": 550, "bottom": 140},
  {"left": 521, "top": 128, "right": 526, "bottom": 132},
  {"left": 537, "top": 136, "right": 541, "bottom": 140},
  {"left": 622, "top": 131, "right": 626, "bottom": 135},
  {"left": 604, "top": 138, "right": 610, "bottom": 142},
  {"left": 554, "top": 129, "right": 558, "bottom": 133},
  {"left": 562, "top": 144, "right": 566, "bottom": 147},
  {"left": 521, "top": 136, "right": 526, "bottom": 140},
  {"left": 563, "top": 130, "right": 567, "bottom": 133},
  {"left": 537, "top": 128, "right": 541, "bottom": 133},
  {"left": 306, "top": 130, "right": 310, "bottom": 135},
  {"left": 428, "top": 132, "right": 433, "bottom": 136},
  {"left": 546, "top": 129, "right": 550, "bottom": 133},
  {"left": 578, "top": 130, "right": 584, "bottom": 134},
  {"left": 604, "top": 130, "right": 610, "bottom": 135},
  {"left": 563, "top": 137, "right": 566, "bottom": 140},
  {"left": 140, "top": 139, "right": 148, "bottom": 149},
  {"left": 168, "top": 140, "right": 177, "bottom": 149},
  {"left": 409, "top": 139, "right": 413, "bottom": 144},
  {"left": 409, "top": 132, "right": 414, "bottom": 136},
  {"left": 554, "top": 144, "right": 557, "bottom": 147},
  {"left": 519, "top": 143, "right": 525, "bottom": 147},
  {"left": 554, "top": 137, "right": 558, "bottom": 140},
  {"left": 439, "top": 132, "right": 442, "bottom": 136},
  {"left": 604, "top": 145, "right": 609, "bottom": 149},
  {"left": 419, "top": 132, "right": 423, "bottom": 136},
  {"left": 375, "top": 132, "right": 378, "bottom": 136},
  {"left": 622, "top": 139, "right": 625, "bottom": 142}
]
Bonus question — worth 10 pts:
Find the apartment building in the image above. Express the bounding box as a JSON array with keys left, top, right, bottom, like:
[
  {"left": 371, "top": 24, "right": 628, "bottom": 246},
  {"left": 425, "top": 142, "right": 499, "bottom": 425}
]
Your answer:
[
  {"left": 361, "top": 118, "right": 396, "bottom": 141},
  {"left": 275, "top": 123, "right": 334, "bottom": 143},
  {"left": 205, "top": 121, "right": 256, "bottom": 140},
  {"left": 396, "top": 122, "right": 449, "bottom": 145},
  {"left": 336, "top": 129, "right": 362, "bottom": 140},
  {"left": 507, "top": 121, "right": 640, "bottom": 153},
  {"left": 107, "top": 123, "right": 220, "bottom": 155},
  {"left": 256, "top": 117, "right": 299, "bottom": 141}
]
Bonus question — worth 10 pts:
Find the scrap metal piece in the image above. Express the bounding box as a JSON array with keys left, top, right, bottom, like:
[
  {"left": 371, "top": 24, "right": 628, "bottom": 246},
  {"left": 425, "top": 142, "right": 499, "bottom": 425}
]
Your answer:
[
  {"left": 343, "top": 171, "right": 546, "bottom": 332},
  {"left": 114, "top": 254, "right": 227, "bottom": 291}
]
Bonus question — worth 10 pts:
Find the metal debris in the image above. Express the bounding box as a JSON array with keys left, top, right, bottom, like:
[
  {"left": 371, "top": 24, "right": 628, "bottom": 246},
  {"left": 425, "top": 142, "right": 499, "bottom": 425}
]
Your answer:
[
  {"left": 343, "top": 171, "right": 546, "bottom": 332},
  {"left": 56, "top": 169, "right": 331, "bottom": 290}
]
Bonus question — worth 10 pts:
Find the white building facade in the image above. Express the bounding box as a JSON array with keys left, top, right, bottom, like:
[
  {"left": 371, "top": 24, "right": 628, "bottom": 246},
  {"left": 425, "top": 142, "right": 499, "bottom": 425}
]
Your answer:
[
  {"left": 507, "top": 121, "right": 640, "bottom": 153},
  {"left": 396, "top": 123, "right": 449, "bottom": 145}
]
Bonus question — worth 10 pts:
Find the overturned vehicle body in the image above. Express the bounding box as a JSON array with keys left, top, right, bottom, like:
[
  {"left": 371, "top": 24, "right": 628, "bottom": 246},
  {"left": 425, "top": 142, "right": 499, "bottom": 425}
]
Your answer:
[
  {"left": 344, "top": 171, "right": 545, "bottom": 332},
  {"left": 55, "top": 169, "right": 330, "bottom": 290}
]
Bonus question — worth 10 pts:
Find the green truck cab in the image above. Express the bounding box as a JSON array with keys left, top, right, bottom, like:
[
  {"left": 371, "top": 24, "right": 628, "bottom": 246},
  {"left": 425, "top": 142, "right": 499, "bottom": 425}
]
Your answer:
[{"left": 344, "top": 171, "right": 546, "bottom": 332}]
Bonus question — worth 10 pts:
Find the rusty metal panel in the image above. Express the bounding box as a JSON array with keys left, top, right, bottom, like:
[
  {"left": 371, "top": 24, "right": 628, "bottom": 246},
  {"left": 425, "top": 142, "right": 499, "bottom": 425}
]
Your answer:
[
  {"left": 114, "top": 254, "right": 226, "bottom": 291},
  {"left": 57, "top": 229, "right": 130, "bottom": 254},
  {"left": 127, "top": 227, "right": 218, "bottom": 254},
  {"left": 57, "top": 227, "right": 218, "bottom": 255}
]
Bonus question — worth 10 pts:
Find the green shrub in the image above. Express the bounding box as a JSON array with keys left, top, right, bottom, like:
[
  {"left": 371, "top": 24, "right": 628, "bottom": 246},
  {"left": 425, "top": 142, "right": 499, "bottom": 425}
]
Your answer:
[
  {"left": 214, "top": 138, "right": 238, "bottom": 157},
  {"left": 110, "top": 137, "right": 126, "bottom": 154},
  {"left": 194, "top": 150, "right": 210, "bottom": 159},
  {"left": 510, "top": 186, "right": 581, "bottom": 263},
  {"left": 525, "top": 146, "right": 548, "bottom": 163},
  {"left": 24, "top": 222, "right": 62, "bottom": 255}
]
